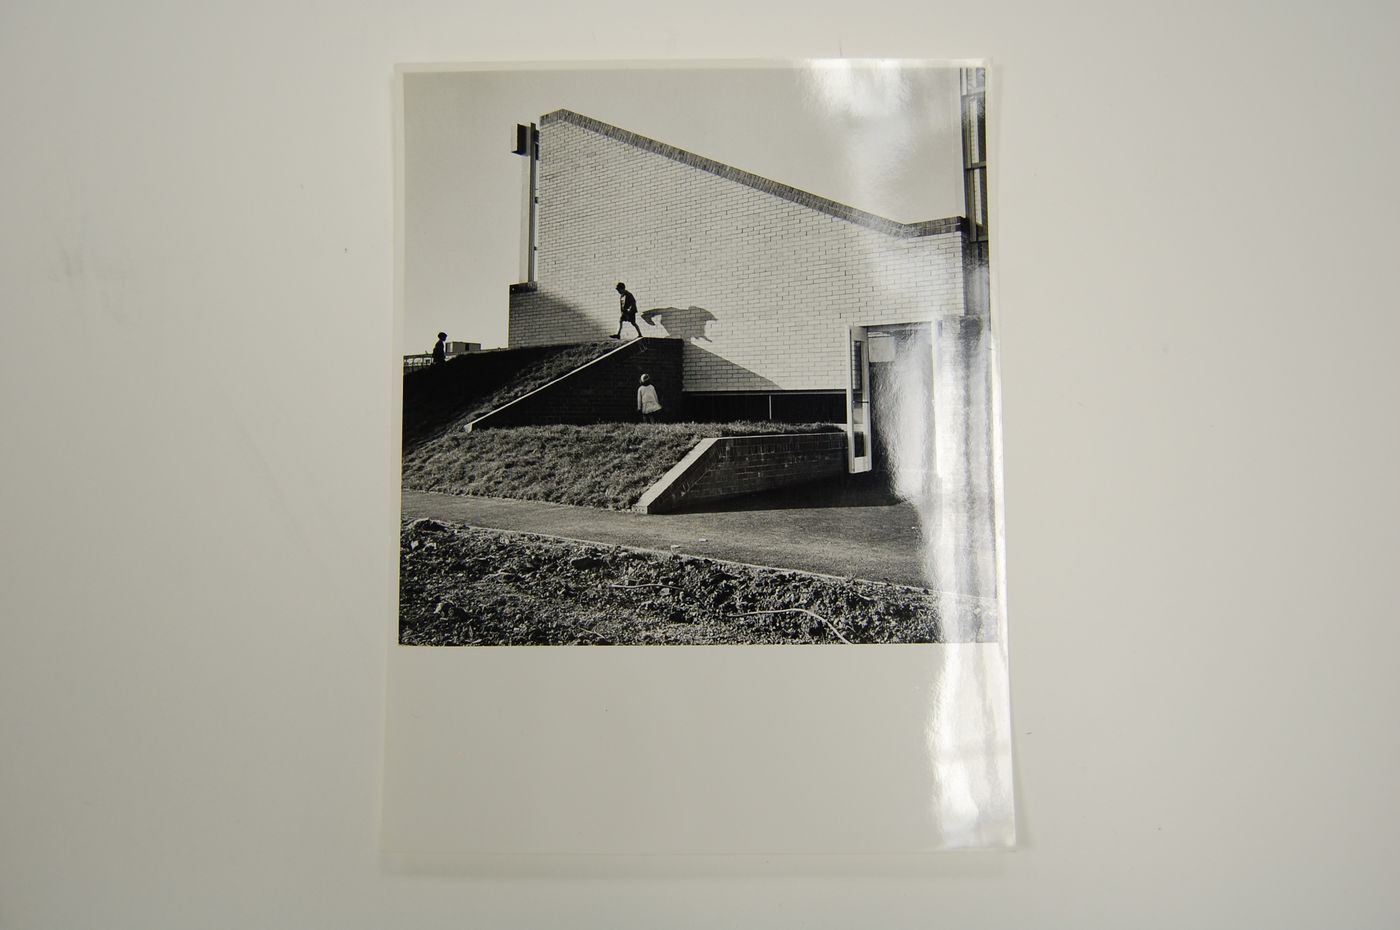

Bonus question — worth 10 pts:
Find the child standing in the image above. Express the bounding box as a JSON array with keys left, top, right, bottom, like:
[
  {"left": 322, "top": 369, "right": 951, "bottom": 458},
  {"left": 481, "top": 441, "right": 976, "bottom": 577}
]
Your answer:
[{"left": 637, "top": 373, "right": 662, "bottom": 423}]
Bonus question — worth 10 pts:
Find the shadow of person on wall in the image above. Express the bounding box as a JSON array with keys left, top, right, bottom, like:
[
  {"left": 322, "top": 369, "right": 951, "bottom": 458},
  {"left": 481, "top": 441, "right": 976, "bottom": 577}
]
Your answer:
[{"left": 640, "top": 306, "right": 716, "bottom": 343}]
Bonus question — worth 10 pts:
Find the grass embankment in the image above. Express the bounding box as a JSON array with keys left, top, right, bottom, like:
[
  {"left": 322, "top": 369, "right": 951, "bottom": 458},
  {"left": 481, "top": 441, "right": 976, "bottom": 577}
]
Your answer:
[
  {"left": 401, "top": 341, "right": 618, "bottom": 453},
  {"left": 455, "top": 341, "right": 617, "bottom": 426},
  {"left": 402, "top": 421, "right": 842, "bottom": 511}
]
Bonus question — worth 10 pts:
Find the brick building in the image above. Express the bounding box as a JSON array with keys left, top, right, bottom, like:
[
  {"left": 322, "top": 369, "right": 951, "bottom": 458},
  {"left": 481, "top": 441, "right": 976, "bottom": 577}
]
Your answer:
[{"left": 507, "top": 69, "right": 990, "bottom": 475}]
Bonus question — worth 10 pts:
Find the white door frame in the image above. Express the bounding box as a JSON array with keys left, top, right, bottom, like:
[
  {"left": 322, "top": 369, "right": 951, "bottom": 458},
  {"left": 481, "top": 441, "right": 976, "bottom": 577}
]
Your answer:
[
  {"left": 844, "top": 325, "right": 873, "bottom": 473},
  {"left": 846, "top": 320, "right": 941, "bottom": 476}
]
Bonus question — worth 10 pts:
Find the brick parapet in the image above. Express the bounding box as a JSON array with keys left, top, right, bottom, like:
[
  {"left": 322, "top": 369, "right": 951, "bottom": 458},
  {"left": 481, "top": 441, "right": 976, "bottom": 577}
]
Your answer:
[{"left": 634, "top": 432, "right": 847, "bottom": 514}]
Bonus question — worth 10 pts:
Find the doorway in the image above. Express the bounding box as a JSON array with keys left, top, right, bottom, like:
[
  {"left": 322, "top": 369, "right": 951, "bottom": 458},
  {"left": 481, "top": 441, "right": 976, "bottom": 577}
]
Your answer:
[{"left": 868, "top": 323, "right": 934, "bottom": 487}]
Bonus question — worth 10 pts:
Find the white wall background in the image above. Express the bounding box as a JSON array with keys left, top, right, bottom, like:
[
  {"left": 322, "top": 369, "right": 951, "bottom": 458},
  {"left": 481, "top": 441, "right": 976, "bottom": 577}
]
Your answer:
[{"left": 3, "top": 2, "right": 1398, "bottom": 928}]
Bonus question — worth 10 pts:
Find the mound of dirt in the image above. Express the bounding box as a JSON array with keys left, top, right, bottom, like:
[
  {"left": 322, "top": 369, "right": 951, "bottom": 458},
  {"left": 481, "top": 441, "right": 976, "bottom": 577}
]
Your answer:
[{"left": 399, "top": 518, "right": 958, "bottom": 646}]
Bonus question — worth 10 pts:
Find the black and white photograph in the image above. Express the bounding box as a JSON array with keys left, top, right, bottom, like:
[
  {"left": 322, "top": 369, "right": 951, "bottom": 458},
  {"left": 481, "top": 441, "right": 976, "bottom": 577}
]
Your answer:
[
  {"left": 398, "top": 62, "right": 1003, "bottom": 646},
  {"left": 11, "top": 2, "right": 1400, "bottom": 920}
]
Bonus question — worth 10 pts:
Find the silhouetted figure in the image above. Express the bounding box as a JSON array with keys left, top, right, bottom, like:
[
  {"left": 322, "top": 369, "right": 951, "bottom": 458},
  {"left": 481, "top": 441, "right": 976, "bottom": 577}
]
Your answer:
[
  {"left": 610, "top": 283, "right": 641, "bottom": 340},
  {"left": 637, "top": 373, "right": 662, "bottom": 423},
  {"left": 432, "top": 332, "right": 448, "bottom": 364}
]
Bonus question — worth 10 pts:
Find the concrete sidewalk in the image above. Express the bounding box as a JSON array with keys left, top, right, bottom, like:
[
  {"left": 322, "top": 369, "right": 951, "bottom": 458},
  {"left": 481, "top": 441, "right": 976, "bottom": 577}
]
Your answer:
[{"left": 401, "top": 474, "right": 928, "bottom": 587}]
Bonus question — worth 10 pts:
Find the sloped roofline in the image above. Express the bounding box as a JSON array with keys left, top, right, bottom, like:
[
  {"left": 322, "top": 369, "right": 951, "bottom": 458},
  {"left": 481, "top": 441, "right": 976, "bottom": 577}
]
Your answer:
[{"left": 540, "top": 109, "right": 965, "bottom": 239}]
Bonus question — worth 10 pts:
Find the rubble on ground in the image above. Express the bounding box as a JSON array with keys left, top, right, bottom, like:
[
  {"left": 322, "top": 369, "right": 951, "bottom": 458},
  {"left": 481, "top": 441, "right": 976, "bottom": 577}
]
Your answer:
[{"left": 399, "top": 519, "right": 968, "bottom": 646}]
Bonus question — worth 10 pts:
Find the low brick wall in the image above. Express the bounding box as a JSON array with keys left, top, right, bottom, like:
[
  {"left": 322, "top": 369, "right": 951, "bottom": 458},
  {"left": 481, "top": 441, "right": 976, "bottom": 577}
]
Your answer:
[
  {"left": 634, "top": 432, "right": 847, "bottom": 514},
  {"left": 468, "top": 338, "right": 683, "bottom": 430}
]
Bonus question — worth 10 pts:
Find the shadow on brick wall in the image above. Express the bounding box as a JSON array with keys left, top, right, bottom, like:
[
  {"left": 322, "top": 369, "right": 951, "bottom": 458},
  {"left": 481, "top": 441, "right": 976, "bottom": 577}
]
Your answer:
[
  {"left": 510, "top": 289, "right": 613, "bottom": 344},
  {"left": 684, "top": 344, "right": 779, "bottom": 392},
  {"left": 640, "top": 305, "right": 716, "bottom": 343}
]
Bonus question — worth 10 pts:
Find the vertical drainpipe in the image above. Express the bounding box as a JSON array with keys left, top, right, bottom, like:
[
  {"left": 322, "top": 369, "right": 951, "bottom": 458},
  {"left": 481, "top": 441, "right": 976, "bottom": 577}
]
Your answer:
[
  {"left": 960, "top": 68, "right": 989, "bottom": 319},
  {"left": 958, "top": 66, "right": 994, "bottom": 602}
]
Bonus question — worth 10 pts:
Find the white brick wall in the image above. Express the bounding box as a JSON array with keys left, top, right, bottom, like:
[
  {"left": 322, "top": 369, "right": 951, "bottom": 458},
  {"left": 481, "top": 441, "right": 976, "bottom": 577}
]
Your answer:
[{"left": 509, "top": 114, "right": 970, "bottom": 393}]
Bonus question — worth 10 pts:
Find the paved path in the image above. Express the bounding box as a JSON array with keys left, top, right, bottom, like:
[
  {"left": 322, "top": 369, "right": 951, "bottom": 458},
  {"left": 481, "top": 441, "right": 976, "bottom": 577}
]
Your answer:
[{"left": 401, "top": 474, "right": 927, "bottom": 587}]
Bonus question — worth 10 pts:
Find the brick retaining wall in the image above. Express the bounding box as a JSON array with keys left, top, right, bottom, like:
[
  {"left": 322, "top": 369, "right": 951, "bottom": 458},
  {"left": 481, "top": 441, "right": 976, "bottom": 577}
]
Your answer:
[
  {"left": 468, "top": 337, "right": 683, "bottom": 430},
  {"left": 634, "top": 432, "right": 847, "bottom": 514}
]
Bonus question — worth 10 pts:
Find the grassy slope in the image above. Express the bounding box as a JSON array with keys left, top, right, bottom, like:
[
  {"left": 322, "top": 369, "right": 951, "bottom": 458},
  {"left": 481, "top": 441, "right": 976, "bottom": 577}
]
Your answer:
[
  {"left": 402, "top": 422, "right": 842, "bottom": 511},
  {"left": 401, "top": 341, "right": 618, "bottom": 453},
  {"left": 455, "top": 341, "right": 617, "bottom": 426}
]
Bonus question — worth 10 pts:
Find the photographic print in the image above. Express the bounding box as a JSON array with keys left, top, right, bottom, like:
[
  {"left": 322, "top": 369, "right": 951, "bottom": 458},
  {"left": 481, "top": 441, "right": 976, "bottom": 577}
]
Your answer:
[
  {"left": 398, "top": 61, "right": 1001, "bottom": 648},
  {"left": 385, "top": 60, "right": 1014, "bottom": 855}
]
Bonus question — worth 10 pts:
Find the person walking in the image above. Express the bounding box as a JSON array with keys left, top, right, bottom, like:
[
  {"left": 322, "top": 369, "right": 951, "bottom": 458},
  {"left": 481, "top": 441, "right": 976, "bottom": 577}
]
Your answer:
[
  {"left": 610, "top": 282, "right": 641, "bottom": 340},
  {"left": 431, "top": 332, "right": 448, "bottom": 364},
  {"left": 637, "top": 373, "right": 662, "bottom": 423}
]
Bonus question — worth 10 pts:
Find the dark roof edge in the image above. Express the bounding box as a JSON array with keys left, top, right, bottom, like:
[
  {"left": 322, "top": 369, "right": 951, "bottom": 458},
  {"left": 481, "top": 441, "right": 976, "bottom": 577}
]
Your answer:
[{"left": 540, "top": 109, "right": 965, "bottom": 239}]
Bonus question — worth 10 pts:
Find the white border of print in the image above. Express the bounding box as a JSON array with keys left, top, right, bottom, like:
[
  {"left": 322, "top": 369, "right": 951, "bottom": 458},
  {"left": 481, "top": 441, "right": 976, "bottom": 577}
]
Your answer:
[{"left": 383, "top": 59, "right": 1012, "bottom": 854}]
